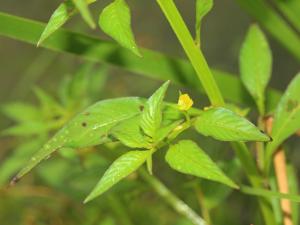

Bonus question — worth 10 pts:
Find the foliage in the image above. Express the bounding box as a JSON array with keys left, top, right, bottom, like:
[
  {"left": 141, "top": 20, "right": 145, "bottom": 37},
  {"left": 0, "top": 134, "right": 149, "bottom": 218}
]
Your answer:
[{"left": 0, "top": 1, "right": 300, "bottom": 225}]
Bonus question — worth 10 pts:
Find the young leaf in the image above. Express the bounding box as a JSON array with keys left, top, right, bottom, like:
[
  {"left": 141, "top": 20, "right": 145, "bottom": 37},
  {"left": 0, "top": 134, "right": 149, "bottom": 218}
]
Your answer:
[
  {"left": 72, "top": 0, "right": 95, "bottom": 29},
  {"left": 84, "top": 150, "right": 150, "bottom": 202},
  {"left": 38, "top": 0, "right": 96, "bottom": 46},
  {"left": 111, "top": 115, "right": 151, "bottom": 148},
  {"left": 14, "top": 97, "right": 143, "bottom": 180},
  {"left": 239, "top": 24, "right": 272, "bottom": 114},
  {"left": 99, "top": 0, "right": 141, "bottom": 56},
  {"left": 194, "top": 107, "right": 271, "bottom": 141},
  {"left": 140, "top": 81, "right": 170, "bottom": 140},
  {"left": 195, "top": 0, "right": 213, "bottom": 47},
  {"left": 165, "top": 140, "right": 238, "bottom": 188},
  {"left": 266, "top": 74, "right": 300, "bottom": 162}
]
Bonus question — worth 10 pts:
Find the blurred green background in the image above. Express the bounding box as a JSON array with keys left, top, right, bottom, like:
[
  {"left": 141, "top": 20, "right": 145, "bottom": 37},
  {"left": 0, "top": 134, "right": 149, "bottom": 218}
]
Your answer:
[{"left": 0, "top": 1, "right": 299, "bottom": 225}]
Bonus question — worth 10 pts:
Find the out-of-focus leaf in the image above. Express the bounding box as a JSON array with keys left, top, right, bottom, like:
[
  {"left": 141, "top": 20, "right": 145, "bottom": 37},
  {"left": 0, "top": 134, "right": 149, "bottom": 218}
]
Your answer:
[
  {"left": 239, "top": 24, "right": 272, "bottom": 114},
  {"left": 140, "top": 81, "right": 170, "bottom": 140},
  {"left": 99, "top": 0, "right": 141, "bottom": 56},
  {"left": 266, "top": 74, "right": 300, "bottom": 167},
  {"left": 72, "top": 0, "right": 95, "bottom": 28},
  {"left": 194, "top": 107, "right": 270, "bottom": 141},
  {"left": 0, "top": 138, "right": 44, "bottom": 185},
  {"left": 111, "top": 115, "right": 150, "bottom": 148},
  {"left": 2, "top": 121, "right": 49, "bottom": 136},
  {"left": 165, "top": 140, "right": 238, "bottom": 188},
  {"left": 15, "top": 97, "right": 143, "bottom": 180},
  {"left": 1, "top": 102, "right": 40, "bottom": 122},
  {"left": 34, "top": 87, "right": 64, "bottom": 118},
  {"left": 38, "top": 0, "right": 96, "bottom": 46},
  {"left": 273, "top": 0, "right": 300, "bottom": 33},
  {"left": 84, "top": 150, "right": 150, "bottom": 202},
  {"left": 195, "top": 0, "right": 213, "bottom": 46}
]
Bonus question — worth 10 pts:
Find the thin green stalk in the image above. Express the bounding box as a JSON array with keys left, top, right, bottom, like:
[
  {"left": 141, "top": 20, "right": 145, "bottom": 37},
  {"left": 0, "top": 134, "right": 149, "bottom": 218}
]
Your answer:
[
  {"left": 139, "top": 169, "right": 206, "bottom": 225},
  {"left": 156, "top": 0, "right": 224, "bottom": 106}
]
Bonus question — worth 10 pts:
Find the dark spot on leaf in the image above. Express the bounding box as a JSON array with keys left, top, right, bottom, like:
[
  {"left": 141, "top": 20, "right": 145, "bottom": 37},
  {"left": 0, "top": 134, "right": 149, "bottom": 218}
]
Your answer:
[
  {"left": 84, "top": 112, "right": 90, "bottom": 116},
  {"left": 9, "top": 176, "right": 20, "bottom": 186},
  {"left": 52, "top": 115, "right": 61, "bottom": 120},
  {"left": 82, "top": 122, "right": 87, "bottom": 127},
  {"left": 286, "top": 99, "right": 298, "bottom": 112},
  {"left": 139, "top": 105, "right": 144, "bottom": 111}
]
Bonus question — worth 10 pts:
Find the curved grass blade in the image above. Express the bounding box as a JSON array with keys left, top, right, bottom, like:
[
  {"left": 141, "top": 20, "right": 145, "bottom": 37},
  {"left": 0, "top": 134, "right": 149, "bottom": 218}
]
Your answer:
[{"left": 0, "top": 12, "right": 282, "bottom": 110}]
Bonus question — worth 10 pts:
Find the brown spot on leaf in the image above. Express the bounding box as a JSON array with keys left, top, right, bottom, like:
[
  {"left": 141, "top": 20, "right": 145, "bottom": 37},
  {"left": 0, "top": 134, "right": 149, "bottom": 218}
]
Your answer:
[
  {"left": 84, "top": 112, "right": 90, "bottom": 116},
  {"left": 81, "top": 122, "right": 87, "bottom": 127},
  {"left": 286, "top": 99, "right": 298, "bottom": 112},
  {"left": 139, "top": 105, "right": 144, "bottom": 111}
]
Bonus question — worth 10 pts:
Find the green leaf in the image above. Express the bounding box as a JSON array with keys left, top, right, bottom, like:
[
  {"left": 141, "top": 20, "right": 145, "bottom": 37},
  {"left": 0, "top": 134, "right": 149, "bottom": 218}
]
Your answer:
[
  {"left": 195, "top": 0, "right": 213, "bottom": 47},
  {"left": 38, "top": 0, "right": 96, "bottom": 46},
  {"left": 194, "top": 107, "right": 271, "bottom": 141},
  {"left": 99, "top": 0, "right": 141, "bottom": 56},
  {"left": 1, "top": 102, "right": 40, "bottom": 122},
  {"left": 239, "top": 24, "right": 272, "bottom": 114},
  {"left": 140, "top": 81, "right": 170, "bottom": 140},
  {"left": 266, "top": 74, "right": 300, "bottom": 166},
  {"left": 2, "top": 121, "right": 49, "bottom": 137},
  {"left": 165, "top": 140, "right": 238, "bottom": 188},
  {"left": 287, "top": 164, "right": 299, "bottom": 225},
  {"left": 111, "top": 115, "right": 151, "bottom": 148},
  {"left": 14, "top": 97, "right": 143, "bottom": 180},
  {"left": 84, "top": 150, "right": 150, "bottom": 202},
  {"left": 72, "top": 0, "right": 95, "bottom": 29}
]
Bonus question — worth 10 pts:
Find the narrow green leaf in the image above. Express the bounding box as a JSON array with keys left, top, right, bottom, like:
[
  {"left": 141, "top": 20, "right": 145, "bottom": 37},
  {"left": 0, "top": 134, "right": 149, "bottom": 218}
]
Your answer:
[
  {"left": 72, "top": 0, "right": 96, "bottom": 29},
  {"left": 2, "top": 121, "right": 49, "bottom": 137},
  {"left": 266, "top": 74, "right": 300, "bottom": 168},
  {"left": 239, "top": 24, "right": 272, "bottom": 114},
  {"left": 1, "top": 102, "right": 40, "bottom": 122},
  {"left": 14, "top": 97, "right": 143, "bottom": 180},
  {"left": 140, "top": 81, "right": 170, "bottom": 140},
  {"left": 84, "top": 150, "right": 150, "bottom": 202},
  {"left": 194, "top": 107, "right": 271, "bottom": 141},
  {"left": 165, "top": 140, "right": 238, "bottom": 188},
  {"left": 38, "top": 0, "right": 96, "bottom": 46},
  {"left": 99, "top": 0, "right": 141, "bottom": 56},
  {"left": 111, "top": 115, "right": 151, "bottom": 148},
  {"left": 240, "top": 185, "right": 300, "bottom": 202},
  {"left": 195, "top": 0, "right": 213, "bottom": 47}
]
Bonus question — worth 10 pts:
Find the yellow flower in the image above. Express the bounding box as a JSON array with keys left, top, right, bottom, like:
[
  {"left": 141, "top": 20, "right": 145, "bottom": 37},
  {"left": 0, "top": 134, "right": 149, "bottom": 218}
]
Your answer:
[{"left": 178, "top": 93, "right": 193, "bottom": 111}]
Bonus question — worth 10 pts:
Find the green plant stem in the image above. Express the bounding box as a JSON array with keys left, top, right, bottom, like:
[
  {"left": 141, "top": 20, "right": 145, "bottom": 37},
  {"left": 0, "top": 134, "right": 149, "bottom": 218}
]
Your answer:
[
  {"left": 256, "top": 116, "right": 265, "bottom": 172},
  {"left": 156, "top": 0, "right": 224, "bottom": 106},
  {"left": 194, "top": 184, "right": 212, "bottom": 225},
  {"left": 139, "top": 169, "right": 206, "bottom": 225},
  {"left": 156, "top": 1, "right": 275, "bottom": 224}
]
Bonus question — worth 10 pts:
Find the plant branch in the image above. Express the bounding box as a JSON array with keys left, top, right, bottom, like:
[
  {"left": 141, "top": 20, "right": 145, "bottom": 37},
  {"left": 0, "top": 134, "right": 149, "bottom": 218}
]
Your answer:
[{"left": 139, "top": 169, "right": 206, "bottom": 225}]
